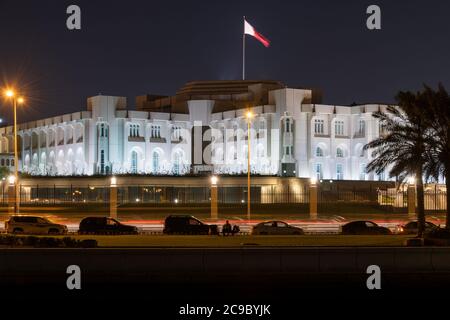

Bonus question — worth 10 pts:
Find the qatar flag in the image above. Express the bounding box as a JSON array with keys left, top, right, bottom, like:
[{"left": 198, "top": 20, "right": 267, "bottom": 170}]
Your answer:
[{"left": 244, "top": 19, "right": 270, "bottom": 47}]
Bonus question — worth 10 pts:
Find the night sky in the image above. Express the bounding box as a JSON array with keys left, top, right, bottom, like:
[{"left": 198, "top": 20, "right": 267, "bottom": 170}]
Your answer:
[{"left": 0, "top": 0, "right": 449, "bottom": 124}]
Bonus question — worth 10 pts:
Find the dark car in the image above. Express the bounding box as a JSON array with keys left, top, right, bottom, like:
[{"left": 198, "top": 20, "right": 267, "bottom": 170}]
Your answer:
[
  {"left": 397, "top": 221, "right": 437, "bottom": 235},
  {"left": 78, "top": 217, "right": 138, "bottom": 235},
  {"left": 163, "top": 215, "right": 218, "bottom": 235},
  {"left": 252, "top": 221, "right": 304, "bottom": 235},
  {"left": 340, "top": 220, "right": 391, "bottom": 235}
]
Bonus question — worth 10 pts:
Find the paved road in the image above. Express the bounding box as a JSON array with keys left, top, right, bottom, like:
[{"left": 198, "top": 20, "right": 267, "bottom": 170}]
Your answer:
[
  {"left": 0, "top": 214, "right": 445, "bottom": 234},
  {"left": 1, "top": 217, "right": 443, "bottom": 235}
]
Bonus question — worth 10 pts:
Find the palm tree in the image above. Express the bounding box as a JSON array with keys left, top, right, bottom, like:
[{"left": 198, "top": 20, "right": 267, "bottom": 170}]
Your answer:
[
  {"left": 420, "top": 84, "right": 450, "bottom": 229},
  {"left": 364, "top": 90, "right": 433, "bottom": 237}
]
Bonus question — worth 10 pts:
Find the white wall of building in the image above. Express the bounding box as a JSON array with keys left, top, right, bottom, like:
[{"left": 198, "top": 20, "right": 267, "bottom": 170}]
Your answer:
[{"left": 0, "top": 87, "right": 390, "bottom": 181}]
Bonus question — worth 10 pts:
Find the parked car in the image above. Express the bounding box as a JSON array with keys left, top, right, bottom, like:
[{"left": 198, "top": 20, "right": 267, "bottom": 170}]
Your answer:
[
  {"left": 252, "top": 221, "right": 304, "bottom": 235},
  {"left": 163, "top": 215, "right": 218, "bottom": 235},
  {"left": 340, "top": 221, "right": 391, "bottom": 235},
  {"left": 397, "top": 221, "right": 437, "bottom": 234},
  {"left": 5, "top": 216, "right": 68, "bottom": 235},
  {"left": 78, "top": 217, "right": 138, "bottom": 235}
]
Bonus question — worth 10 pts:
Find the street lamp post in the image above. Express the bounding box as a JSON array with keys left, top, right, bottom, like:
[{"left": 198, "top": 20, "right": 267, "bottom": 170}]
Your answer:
[
  {"left": 246, "top": 111, "right": 253, "bottom": 220},
  {"left": 210, "top": 175, "right": 218, "bottom": 220},
  {"left": 4, "top": 89, "right": 24, "bottom": 214}
]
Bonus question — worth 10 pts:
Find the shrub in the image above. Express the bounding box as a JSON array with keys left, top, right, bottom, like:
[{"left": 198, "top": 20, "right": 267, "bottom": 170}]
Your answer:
[{"left": 0, "top": 235, "right": 98, "bottom": 248}]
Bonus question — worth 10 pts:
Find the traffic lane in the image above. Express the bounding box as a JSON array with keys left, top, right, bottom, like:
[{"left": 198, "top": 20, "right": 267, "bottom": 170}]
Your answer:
[{"left": 1, "top": 219, "right": 443, "bottom": 235}]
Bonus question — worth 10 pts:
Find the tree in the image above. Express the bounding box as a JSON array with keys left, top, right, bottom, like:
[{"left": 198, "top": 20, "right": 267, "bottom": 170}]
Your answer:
[
  {"left": 420, "top": 84, "right": 450, "bottom": 229},
  {"left": 364, "top": 90, "right": 433, "bottom": 237}
]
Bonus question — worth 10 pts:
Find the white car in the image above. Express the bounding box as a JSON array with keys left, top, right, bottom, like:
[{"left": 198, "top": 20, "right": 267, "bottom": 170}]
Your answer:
[{"left": 5, "top": 216, "right": 68, "bottom": 235}]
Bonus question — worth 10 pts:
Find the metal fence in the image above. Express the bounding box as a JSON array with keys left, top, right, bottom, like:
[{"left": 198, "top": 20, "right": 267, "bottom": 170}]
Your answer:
[
  {"left": 19, "top": 185, "right": 110, "bottom": 205},
  {"left": 0, "top": 183, "right": 444, "bottom": 213},
  {"left": 114, "top": 185, "right": 308, "bottom": 205}
]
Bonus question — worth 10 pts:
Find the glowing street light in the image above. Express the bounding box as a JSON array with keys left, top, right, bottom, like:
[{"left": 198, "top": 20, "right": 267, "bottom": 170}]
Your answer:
[
  {"left": 210, "top": 175, "right": 219, "bottom": 220},
  {"left": 8, "top": 174, "right": 15, "bottom": 185},
  {"left": 246, "top": 110, "right": 253, "bottom": 220},
  {"left": 3, "top": 87, "right": 25, "bottom": 214}
]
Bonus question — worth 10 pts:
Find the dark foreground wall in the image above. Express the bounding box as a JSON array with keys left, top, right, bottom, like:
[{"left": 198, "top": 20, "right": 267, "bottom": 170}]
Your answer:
[
  {"left": 2, "top": 247, "right": 450, "bottom": 278},
  {"left": 2, "top": 247, "right": 450, "bottom": 302}
]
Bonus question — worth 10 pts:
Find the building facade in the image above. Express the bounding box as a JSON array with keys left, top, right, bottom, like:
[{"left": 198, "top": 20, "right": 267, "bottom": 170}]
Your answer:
[{"left": 0, "top": 80, "right": 391, "bottom": 181}]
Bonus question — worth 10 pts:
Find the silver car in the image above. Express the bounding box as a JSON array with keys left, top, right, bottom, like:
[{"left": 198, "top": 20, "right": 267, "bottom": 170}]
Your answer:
[
  {"left": 5, "top": 216, "right": 68, "bottom": 235},
  {"left": 251, "top": 221, "right": 304, "bottom": 235}
]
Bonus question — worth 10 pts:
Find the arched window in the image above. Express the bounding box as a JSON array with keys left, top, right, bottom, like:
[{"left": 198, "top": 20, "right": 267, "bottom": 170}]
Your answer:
[
  {"left": 152, "top": 151, "right": 159, "bottom": 173},
  {"left": 358, "top": 119, "right": 366, "bottom": 135},
  {"left": 100, "top": 150, "right": 105, "bottom": 174},
  {"left": 336, "top": 148, "right": 343, "bottom": 158},
  {"left": 131, "top": 151, "right": 138, "bottom": 174},
  {"left": 173, "top": 151, "right": 182, "bottom": 175},
  {"left": 316, "top": 147, "right": 324, "bottom": 157},
  {"left": 285, "top": 118, "right": 291, "bottom": 133},
  {"left": 99, "top": 123, "right": 108, "bottom": 138}
]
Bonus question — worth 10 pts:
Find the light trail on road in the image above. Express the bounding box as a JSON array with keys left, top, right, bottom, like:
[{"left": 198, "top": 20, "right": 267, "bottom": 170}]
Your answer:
[{"left": 0, "top": 216, "right": 445, "bottom": 235}]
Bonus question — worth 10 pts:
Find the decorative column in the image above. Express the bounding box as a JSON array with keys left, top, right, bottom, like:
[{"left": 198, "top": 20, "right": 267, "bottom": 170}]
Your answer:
[
  {"left": 210, "top": 176, "right": 218, "bottom": 220},
  {"left": 110, "top": 176, "right": 118, "bottom": 219},
  {"left": 7, "top": 175, "right": 16, "bottom": 214},
  {"left": 309, "top": 177, "right": 318, "bottom": 220}
]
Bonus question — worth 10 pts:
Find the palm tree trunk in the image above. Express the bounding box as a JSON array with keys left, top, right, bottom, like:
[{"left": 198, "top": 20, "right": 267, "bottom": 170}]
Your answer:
[
  {"left": 416, "top": 170, "right": 426, "bottom": 237},
  {"left": 446, "top": 173, "right": 450, "bottom": 229}
]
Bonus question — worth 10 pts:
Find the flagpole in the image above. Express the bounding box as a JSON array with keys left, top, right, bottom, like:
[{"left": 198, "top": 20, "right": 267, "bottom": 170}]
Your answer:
[{"left": 242, "top": 16, "right": 245, "bottom": 80}]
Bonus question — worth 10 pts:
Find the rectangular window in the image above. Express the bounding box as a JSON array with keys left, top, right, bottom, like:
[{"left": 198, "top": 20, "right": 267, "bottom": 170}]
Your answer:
[
  {"left": 335, "top": 120, "right": 344, "bottom": 136},
  {"left": 314, "top": 119, "right": 324, "bottom": 134},
  {"left": 336, "top": 164, "right": 343, "bottom": 180},
  {"left": 359, "top": 163, "right": 366, "bottom": 180},
  {"left": 151, "top": 125, "right": 161, "bottom": 138},
  {"left": 172, "top": 126, "right": 182, "bottom": 141},
  {"left": 315, "top": 163, "right": 323, "bottom": 180}
]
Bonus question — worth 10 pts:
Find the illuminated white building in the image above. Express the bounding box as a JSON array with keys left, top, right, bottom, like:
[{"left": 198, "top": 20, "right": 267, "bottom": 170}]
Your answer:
[{"left": 0, "top": 80, "right": 390, "bottom": 180}]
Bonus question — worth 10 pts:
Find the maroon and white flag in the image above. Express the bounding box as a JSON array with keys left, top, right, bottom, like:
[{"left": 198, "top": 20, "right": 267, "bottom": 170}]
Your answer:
[{"left": 244, "top": 19, "right": 270, "bottom": 47}]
